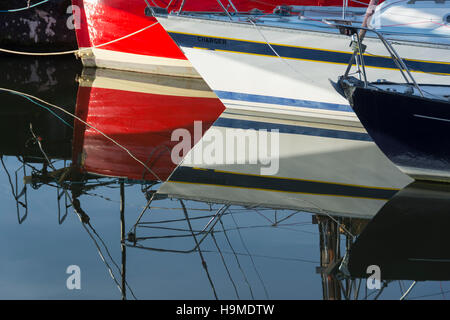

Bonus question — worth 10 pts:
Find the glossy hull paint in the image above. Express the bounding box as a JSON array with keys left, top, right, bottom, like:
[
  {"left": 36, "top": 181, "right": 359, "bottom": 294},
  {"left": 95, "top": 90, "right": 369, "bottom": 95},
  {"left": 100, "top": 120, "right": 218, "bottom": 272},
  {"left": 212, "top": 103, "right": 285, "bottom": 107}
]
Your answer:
[
  {"left": 71, "top": 0, "right": 364, "bottom": 76},
  {"left": 349, "top": 86, "right": 450, "bottom": 182},
  {"left": 73, "top": 68, "right": 225, "bottom": 181}
]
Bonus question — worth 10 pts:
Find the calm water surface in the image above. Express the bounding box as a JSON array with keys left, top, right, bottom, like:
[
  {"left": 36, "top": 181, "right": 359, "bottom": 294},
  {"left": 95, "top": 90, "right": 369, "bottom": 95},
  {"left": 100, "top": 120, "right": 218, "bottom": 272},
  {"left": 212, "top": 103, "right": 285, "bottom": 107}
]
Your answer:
[{"left": 0, "top": 55, "right": 448, "bottom": 300}]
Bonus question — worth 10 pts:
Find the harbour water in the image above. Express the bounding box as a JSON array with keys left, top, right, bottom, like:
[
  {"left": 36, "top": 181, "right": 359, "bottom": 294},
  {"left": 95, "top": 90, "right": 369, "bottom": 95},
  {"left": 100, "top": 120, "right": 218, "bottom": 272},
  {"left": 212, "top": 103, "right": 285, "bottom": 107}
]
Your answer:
[{"left": 0, "top": 55, "right": 449, "bottom": 300}]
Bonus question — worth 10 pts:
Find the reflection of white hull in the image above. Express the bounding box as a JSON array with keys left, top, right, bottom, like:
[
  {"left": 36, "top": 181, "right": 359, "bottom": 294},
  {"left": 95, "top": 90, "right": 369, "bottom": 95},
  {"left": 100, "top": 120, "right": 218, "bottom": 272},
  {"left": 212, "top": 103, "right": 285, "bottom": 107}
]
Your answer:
[
  {"left": 159, "top": 111, "right": 412, "bottom": 219},
  {"left": 157, "top": 13, "right": 450, "bottom": 124}
]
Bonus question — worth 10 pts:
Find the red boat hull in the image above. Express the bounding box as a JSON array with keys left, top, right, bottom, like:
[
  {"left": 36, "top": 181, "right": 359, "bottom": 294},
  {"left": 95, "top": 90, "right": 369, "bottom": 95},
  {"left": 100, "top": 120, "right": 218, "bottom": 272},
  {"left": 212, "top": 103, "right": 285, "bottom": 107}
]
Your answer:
[
  {"left": 72, "top": 0, "right": 360, "bottom": 76},
  {"left": 73, "top": 69, "right": 225, "bottom": 181}
]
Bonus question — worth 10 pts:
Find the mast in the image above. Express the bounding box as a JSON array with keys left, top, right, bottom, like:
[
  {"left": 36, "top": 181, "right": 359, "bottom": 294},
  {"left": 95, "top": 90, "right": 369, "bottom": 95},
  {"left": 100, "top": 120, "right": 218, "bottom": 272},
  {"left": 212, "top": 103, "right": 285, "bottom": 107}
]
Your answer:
[{"left": 120, "top": 181, "right": 126, "bottom": 300}]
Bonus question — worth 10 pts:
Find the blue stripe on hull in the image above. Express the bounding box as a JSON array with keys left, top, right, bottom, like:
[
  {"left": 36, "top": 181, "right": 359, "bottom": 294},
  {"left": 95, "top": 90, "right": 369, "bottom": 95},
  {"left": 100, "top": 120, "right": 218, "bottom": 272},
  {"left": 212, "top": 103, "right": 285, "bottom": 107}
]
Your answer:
[
  {"left": 215, "top": 90, "right": 353, "bottom": 112},
  {"left": 170, "top": 166, "right": 397, "bottom": 200},
  {"left": 213, "top": 117, "right": 372, "bottom": 141},
  {"left": 169, "top": 32, "right": 450, "bottom": 75}
]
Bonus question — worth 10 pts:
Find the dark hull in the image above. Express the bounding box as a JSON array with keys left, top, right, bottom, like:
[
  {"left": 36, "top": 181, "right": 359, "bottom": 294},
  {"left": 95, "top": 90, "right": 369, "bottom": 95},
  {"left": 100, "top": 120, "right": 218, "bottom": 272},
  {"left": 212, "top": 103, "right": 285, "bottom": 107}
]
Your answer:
[
  {"left": 0, "top": 0, "right": 77, "bottom": 51},
  {"left": 348, "top": 86, "right": 450, "bottom": 182},
  {"left": 0, "top": 56, "right": 81, "bottom": 161},
  {"left": 348, "top": 181, "right": 450, "bottom": 281}
]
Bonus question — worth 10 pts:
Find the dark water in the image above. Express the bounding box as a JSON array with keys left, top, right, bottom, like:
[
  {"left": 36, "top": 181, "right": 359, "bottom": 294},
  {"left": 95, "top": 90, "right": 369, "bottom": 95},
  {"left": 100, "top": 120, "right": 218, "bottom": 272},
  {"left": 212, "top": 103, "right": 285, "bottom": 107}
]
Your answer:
[{"left": 0, "top": 55, "right": 449, "bottom": 300}]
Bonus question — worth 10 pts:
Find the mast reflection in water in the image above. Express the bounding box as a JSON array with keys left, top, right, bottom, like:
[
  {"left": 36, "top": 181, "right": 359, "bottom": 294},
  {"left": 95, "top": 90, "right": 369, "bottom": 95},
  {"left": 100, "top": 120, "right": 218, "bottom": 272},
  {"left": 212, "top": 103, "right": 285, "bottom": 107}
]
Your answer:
[{"left": 0, "top": 55, "right": 449, "bottom": 300}]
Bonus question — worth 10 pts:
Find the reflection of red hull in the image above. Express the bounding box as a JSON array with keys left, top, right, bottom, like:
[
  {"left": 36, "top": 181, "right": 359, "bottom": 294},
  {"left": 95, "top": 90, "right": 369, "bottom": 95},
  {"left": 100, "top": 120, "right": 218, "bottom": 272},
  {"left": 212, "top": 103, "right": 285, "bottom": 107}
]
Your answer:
[
  {"left": 72, "top": 0, "right": 362, "bottom": 76},
  {"left": 73, "top": 69, "right": 225, "bottom": 181}
]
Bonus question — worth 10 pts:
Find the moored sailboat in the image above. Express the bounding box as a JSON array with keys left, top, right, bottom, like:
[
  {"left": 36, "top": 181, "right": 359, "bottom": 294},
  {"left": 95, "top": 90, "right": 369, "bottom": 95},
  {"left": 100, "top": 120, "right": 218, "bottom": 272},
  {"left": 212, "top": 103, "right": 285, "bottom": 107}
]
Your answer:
[
  {"left": 336, "top": 25, "right": 450, "bottom": 182},
  {"left": 71, "top": 0, "right": 371, "bottom": 76},
  {"left": 150, "top": 0, "right": 450, "bottom": 122}
]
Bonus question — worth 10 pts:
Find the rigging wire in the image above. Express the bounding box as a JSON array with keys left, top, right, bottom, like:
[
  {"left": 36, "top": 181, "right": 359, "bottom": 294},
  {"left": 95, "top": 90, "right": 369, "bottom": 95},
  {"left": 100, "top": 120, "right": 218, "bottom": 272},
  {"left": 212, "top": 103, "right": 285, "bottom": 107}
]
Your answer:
[
  {"left": 203, "top": 249, "right": 319, "bottom": 264},
  {"left": 229, "top": 210, "right": 270, "bottom": 299},
  {"left": 179, "top": 199, "right": 219, "bottom": 300},
  {"left": 0, "top": 156, "right": 28, "bottom": 223},
  {"left": 85, "top": 214, "right": 138, "bottom": 299},
  {"left": 0, "top": 0, "right": 50, "bottom": 12},
  {"left": 218, "top": 217, "right": 255, "bottom": 299},
  {"left": 409, "top": 286, "right": 450, "bottom": 300},
  {"left": 248, "top": 19, "right": 317, "bottom": 84},
  {"left": 28, "top": 124, "right": 137, "bottom": 299},
  {"left": 8, "top": 91, "right": 73, "bottom": 128},
  {"left": 399, "top": 281, "right": 416, "bottom": 300},
  {"left": 0, "top": 87, "right": 162, "bottom": 182},
  {"left": 0, "top": 22, "right": 159, "bottom": 55},
  {"left": 211, "top": 232, "right": 241, "bottom": 299}
]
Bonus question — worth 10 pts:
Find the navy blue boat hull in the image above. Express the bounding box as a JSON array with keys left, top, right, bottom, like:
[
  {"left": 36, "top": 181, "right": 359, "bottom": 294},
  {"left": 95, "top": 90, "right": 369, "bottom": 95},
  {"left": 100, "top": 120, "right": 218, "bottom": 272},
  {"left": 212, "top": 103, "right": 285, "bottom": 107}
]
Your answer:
[{"left": 348, "top": 86, "right": 450, "bottom": 182}]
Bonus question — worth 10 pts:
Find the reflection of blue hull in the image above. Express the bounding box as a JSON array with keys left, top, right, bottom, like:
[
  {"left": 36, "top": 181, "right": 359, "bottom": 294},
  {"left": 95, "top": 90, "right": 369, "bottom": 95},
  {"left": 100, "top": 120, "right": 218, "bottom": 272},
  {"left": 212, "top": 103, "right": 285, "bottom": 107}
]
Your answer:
[
  {"left": 348, "top": 181, "right": 450, "bottom": 281},
  {"left": 348, "top": 85, "right": 450, "bottom": 182}
]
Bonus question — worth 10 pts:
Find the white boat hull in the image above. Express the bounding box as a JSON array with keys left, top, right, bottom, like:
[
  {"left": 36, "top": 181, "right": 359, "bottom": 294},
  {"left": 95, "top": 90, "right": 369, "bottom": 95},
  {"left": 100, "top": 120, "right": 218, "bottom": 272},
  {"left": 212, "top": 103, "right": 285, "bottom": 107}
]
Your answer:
[{"left": 156, "top": 15, "right": 450, "bottom": 124}]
